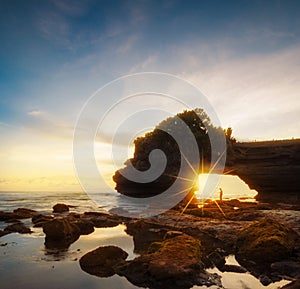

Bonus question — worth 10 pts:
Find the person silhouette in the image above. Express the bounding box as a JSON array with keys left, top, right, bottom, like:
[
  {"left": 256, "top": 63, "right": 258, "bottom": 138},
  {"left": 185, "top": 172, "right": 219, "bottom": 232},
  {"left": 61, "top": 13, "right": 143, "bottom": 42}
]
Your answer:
[{"left": 219, "top": 188, "right": 223, "bottom": 201}]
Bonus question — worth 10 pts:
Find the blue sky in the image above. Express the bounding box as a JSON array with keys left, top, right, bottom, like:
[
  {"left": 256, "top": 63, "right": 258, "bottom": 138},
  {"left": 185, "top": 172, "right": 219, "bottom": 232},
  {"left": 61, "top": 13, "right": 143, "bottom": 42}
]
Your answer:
[{"left": 0, "top": 0, "right": 300, "bottom": 190}]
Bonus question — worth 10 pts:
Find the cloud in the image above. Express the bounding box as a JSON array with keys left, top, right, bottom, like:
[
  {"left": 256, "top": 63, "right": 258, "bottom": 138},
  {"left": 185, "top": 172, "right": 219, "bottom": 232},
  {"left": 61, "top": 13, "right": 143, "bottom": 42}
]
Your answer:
[
  {"left": 177, "top": 44, "right": 300, "bottom": 140},
  {"left": 37, "top": 10, "right": 72, "bottom": 48},
  {"left": 52, "top": 0, "right": 91, "bottom": 16},
  {"left": 26, "top": 109, "right": 74, "bottom": 139}
]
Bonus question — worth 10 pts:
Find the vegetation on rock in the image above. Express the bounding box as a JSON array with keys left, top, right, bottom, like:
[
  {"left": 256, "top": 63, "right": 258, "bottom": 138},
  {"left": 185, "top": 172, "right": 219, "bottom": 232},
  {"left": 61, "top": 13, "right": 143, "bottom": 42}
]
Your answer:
[
  {"left": 113, "top": 108, "right": 225, "bottom": 197},
  {"left": 236, "top": 218, "right": 299, "bottom": 264}
]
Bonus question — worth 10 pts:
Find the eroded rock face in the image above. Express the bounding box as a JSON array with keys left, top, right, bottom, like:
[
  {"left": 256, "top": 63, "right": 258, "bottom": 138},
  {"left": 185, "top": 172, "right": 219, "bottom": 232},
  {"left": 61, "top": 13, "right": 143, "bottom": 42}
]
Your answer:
[
  {"left": 236, "top": 218, "right": 299, "bottom": 265},
  {"left": 226, "top": 140, "right": 300, "bottom": 203},
  {"left": 79, "top": 246, "right": 128, "bottom": 277},
  {"left": 115, "top": 234, "right": 220, "bottom": 289}
]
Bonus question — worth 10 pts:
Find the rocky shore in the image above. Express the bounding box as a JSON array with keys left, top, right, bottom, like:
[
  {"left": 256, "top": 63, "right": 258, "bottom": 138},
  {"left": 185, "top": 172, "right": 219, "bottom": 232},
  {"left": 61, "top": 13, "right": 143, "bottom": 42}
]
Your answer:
[{"left": 1, "top": 199, "right": 300, "bottom": 289}]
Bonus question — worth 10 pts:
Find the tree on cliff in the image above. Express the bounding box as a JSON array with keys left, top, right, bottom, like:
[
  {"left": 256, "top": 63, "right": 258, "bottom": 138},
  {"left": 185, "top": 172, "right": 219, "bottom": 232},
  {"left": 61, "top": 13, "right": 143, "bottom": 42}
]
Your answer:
[{"left": 113, "top": 108, "right": 225, "bottom": 197}]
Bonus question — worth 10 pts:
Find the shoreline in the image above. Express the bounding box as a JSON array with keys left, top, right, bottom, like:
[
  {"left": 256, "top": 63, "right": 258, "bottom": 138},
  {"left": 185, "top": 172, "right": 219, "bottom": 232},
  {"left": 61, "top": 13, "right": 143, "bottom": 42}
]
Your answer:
[{"left": 1, "top": 198, "right": 299, "bottom": 289}]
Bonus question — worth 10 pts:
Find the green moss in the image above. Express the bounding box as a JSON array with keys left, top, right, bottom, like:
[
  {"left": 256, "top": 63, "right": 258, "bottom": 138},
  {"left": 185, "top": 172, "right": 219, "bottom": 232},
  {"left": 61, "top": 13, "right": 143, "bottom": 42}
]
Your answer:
[
  {"left": 148, "top": 234, "right": 202, "bottom": 264},
  {"left": 237, "top": 218, "right": 298, "bottom": 263}
]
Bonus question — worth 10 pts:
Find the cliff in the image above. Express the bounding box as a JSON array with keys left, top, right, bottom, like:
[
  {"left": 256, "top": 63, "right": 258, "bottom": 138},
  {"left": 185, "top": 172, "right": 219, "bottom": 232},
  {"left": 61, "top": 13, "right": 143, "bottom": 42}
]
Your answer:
[{"left": 226, "top": 139, "right": 300, "bottom": 203}]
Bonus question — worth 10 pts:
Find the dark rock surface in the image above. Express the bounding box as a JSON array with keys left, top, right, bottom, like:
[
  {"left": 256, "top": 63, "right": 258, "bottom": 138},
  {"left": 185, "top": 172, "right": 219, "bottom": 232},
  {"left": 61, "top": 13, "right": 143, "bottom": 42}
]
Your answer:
[
  {"left": 115, "top": 234, "right": 221, "bottom": 289},
  {"left": 82, "top": 211, "right": 121, "bottom": 228},
  {"left": 72, "top": 220, "right": 94, "bottom": 235},
  {"left": 43, "top": 218, "right": 80, "bottom": 249},
  {"left": 0, "top": 208, "right": 37, "bottom": 222},
  {"left": 126, "top": 220, "right": 169, "bottom": 253},
  {"left": 114, "top": 122, "right": 300, "bottom": 203},
  {"left": 236, "top": 218, "right": 299, "bottom": 264},
  {"left": 280, "top": 279, "right": 300, "bottom": 289},
  {"left": 4, "top": 222, "right": 32, "bottom": 234},
  {"left": 226, "top": 139, "right": 300, "bottom": 203},
  {"left": 80, "top": 246, "right": 128, "bottom": 277},
  {"left": 32, "top": 214, "right": 54, "bottom": 227},
  {"left": 53, "top": 203, "right": 69, "bottom": 213},
  {"left": 0, "top": 230, "right": 10, "bottom": 237}
]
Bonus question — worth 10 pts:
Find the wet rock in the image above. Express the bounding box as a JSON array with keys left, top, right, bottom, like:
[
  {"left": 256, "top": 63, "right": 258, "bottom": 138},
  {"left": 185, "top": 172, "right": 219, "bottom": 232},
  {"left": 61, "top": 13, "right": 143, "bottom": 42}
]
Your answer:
[
  {"left": 0, "top": 211, "right": 12, "bottom": 221},
  {"left": 0, "top": 208, "right": 37, "bottom": 222},
  {"left": 0, "top": 230, "right": 10, "bottom": 238},
  {"left": 82, "top": 212, "right": 120, "bottom": 228},
  {"left": 228, "top": 208, "right": 262, "bottom": 221},
  {"left": 280, "top": 279, "right": 300, "bottom": 289},
  {"left": 43, "top": 218, "right": 80, "bottom": 240},
  {"left": 206, "top": 250, "right": 226, "bottom": 269},
  {"left": 80, "top": 246, "right": 128, "bottom": 277},
  {"left": 259, "top": 274, "right": 272, "bottom": 286},
  {"left": 43, "top": 218, "right": 80, "bottom": 249},
  {"left": 184, "top": 208, "right": 214, "bottom": 218},
  {"left": 73, "top": 220, "right": 94, "bottom": 235},
  {"left": 13, "top": 208, "right": 37, "bottom": 218},
  {"left": 4, "top": 222, "right": 32, "bottom": 234},
  {"left": 32, "top": 214, "right": 54, "bottom": 227},
  {"left": 163, "top": 230, "right": 183, "bottom": 240},
  {"left": 221, "top": 264, "right": 247, "bottom": 273},
  {"left": 236, "top": 218, "right": 299, "bottom": 265},
  {"left": 271, "top": 261, "right": 300, "bottom": 278},
  {"left": 115, "top": 234, "right": 218, "bottom": 289},
  {"left": 126, "top": 220, "right": 169, "bottom": 253},
  {"left": 53, "top": 203, "right": 69, "bottom": 213}
]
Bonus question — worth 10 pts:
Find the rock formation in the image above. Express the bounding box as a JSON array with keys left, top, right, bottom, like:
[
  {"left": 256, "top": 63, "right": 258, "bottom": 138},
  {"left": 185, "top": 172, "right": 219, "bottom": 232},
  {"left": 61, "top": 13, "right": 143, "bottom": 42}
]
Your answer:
[
  {"left": 226, "top": 139, "right": 300, "bottom": 202},
  {"left": 113, "top": 109, "right": 300, "bottom": 203}
]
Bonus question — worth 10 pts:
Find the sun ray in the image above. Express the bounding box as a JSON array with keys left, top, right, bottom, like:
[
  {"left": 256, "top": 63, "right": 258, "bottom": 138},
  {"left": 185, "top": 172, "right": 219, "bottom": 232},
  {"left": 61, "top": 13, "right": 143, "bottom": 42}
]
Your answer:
[
  {"left": 164, "top": 174, "right": 195, "bottom": 182},
  {"left": 179, "top": 190, "right": 197, "bottom": 216},
  {"left": 213, "top": 199, "right": 226, "bottom": 218},
  {"left": 174, "top": 185, "right": 195, "bottom": 196},
  {"left": 207, "top": 149, "right": 226, "bottom": 175},
  {"left": 181, "top": 151, "right": 198, "bottom": 177},
  {"left": 223, "top": 169, "right": 236, "bottom": 175},
  {"left": 201, "top": 148, "right": 204, "bottom": 174}
]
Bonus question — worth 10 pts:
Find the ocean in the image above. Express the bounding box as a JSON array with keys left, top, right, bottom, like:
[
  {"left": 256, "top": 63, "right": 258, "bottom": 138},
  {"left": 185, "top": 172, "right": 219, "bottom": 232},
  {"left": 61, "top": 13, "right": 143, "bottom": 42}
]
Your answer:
[{"left": 0, "top": 174, "right": 258, "bottom": 214}]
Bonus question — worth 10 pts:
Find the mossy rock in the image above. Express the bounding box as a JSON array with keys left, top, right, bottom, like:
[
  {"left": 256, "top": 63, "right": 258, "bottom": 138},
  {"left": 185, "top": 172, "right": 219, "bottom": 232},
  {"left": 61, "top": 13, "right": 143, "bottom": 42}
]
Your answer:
[
  {"left": 116, "top": 234, "right": 206, "bottom": 288},
  {"left": 236, "top": 218, "right": 299, "bottom": 264}
]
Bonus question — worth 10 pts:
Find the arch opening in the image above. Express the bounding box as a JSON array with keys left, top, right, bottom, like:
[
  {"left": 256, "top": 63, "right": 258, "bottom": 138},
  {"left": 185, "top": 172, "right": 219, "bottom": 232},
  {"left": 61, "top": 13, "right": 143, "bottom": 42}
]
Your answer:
[{"left": 195, "top": 174, "right": 258, "bottom": 202}]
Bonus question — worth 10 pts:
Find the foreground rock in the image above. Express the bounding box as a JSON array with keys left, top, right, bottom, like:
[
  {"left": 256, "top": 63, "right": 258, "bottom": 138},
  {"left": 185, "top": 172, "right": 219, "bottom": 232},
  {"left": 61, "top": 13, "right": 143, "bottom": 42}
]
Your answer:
[
  {"left": 80, "top": 246, "right": 128, "bottom": 277},
  {"left": 53, "top": 203, "right": 69, "bottom": 213},
  {"left": 43, "top": 218, "right": 80, "bottom": 249},
  {"left": 125, "top": 220, "right": 169, "bottom": 253},
  {"left": 236, "top": 217, "right": 299, "bottom": 281},
  {"left": 236, "top": 218, "right": 298, "bottom": 264},
  {"left": 115, "top": 234, "right": 221, "bottom": 289}
]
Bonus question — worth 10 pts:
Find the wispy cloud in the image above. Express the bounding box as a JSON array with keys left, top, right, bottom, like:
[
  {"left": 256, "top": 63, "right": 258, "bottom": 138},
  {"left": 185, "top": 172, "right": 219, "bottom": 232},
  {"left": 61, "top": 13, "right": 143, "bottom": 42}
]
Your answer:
[
  {"left": 52, "top": 0, "right": 91, "bottom": 16},
  {"left": 26, "top": 109, "right": 74, "bottom": 139}
]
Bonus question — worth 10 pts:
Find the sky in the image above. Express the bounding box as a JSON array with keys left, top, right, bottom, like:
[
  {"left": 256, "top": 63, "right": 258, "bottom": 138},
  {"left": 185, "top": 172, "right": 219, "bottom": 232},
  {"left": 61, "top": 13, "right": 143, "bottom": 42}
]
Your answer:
[{"left": 0, "top": 0, "right": 300, "bottom": 191}]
